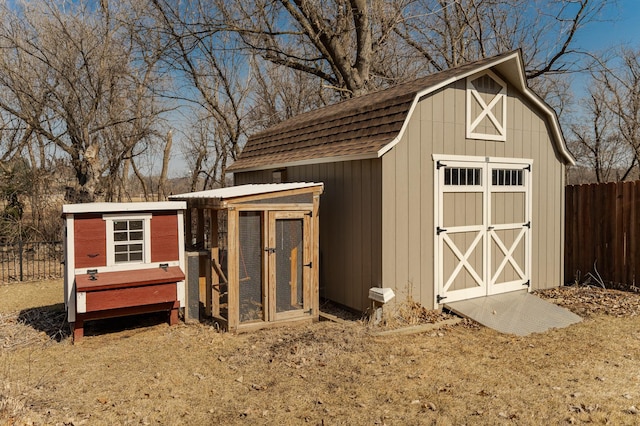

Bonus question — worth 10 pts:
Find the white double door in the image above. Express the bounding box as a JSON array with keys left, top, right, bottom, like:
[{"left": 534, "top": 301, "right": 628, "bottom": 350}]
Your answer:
[{"left": 435, "top": 157, "right": 532, "bottom": 304}]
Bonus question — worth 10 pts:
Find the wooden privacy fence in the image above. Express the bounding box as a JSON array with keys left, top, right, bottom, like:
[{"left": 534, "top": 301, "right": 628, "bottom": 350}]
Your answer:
[{"left": 565, "top": 181, "right": 640, "bottom": 288}]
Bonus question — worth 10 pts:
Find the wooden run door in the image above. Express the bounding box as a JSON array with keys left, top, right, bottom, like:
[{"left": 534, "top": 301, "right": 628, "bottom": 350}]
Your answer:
[
  {"left": 267, "top": 211, "right": 313, "bottom": 321},
  {"left": 435, "top": 157, "right": 532, "bottom": 305}
]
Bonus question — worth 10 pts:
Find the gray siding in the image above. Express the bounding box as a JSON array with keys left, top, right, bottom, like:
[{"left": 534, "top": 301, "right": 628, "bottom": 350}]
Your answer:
[
  {"left": 235, "top": 160, "right": 383, "bottom": 311},
  {"left": 382, "top": 79, "right": 566, "bottom": 308}
]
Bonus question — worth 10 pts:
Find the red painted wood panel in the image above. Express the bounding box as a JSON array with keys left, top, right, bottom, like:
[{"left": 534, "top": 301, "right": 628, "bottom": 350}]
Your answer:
[
  {"left": 84, "top": 283, "right": 177, "bottom": 312},
  {"left": 151, "top": 212, "right": 180, "bottom": 262},
  {"left": 76, "top": 266, "right": 184, "bottom": 291},
  {"left": 74, "top": 214, "right": 107, "bottom": 268}
]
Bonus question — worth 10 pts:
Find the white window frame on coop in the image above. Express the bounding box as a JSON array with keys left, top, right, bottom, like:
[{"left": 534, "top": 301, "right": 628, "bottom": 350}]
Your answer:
[{"left": 103, "top": 213, "right": 152, "bottom": 266}]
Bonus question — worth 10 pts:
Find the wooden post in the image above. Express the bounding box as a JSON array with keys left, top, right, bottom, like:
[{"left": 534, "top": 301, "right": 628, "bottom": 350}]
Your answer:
[
  {"left": 207, "top": 208, "right": 218, "bottom": 317},
  {"left": 185, "top": 208, "right": 193, "bottom": 249},
  {"left": 227, "top": 208, "right": 239, "bottom": 331},
  {"left": 197, "top": 208, "right": 205, "bottom": 248},
  {"left": 290, "top": 247, "right": 298, "bottom": 307},
  {"left": 312, "top": 192, "right": 321, "bottom": 317}
]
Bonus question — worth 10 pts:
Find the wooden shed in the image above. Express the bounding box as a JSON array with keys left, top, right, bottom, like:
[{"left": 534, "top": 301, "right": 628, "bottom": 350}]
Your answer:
[
  {"left": 169, "top": 182, "right": 323, "bottom": 332},
  {"left": 228, "top": 50, "right": 574, "bottom": 312},
  {"left": 63, "top": 202, "right": 186, "bottom": 341}
]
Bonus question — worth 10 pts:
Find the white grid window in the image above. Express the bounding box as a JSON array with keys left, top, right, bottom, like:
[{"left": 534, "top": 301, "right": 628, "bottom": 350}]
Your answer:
[
  {"left": 104, "top": 213, "right": 152, "bottom": 266},
  {"left": 113, "top": 219, "right": 144, "bottom": 263}
]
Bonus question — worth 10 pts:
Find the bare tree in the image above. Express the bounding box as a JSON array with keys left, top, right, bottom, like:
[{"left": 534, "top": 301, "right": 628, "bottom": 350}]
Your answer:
[
  {"left": 214, "top": 0, "right": 612, "bottom": 103},
  {"left": 596, "top": 48, "right": 640, "bottom": 173},
  {"left": 248, "top": 59, "right": 333, "bottom": 129},
  {"left": 396, "top": 0, "right": 608, "bottom": 78},
  {"left": 0, "top": 1, "right": 166, "bottom": 201},
  {"left": 569, "top": 83, "right": 634, "bottom": 183},
  {"left": 218, "top": 0, "right": 408, "bottom": 99},
  {"left": 147, "top": 0, "right": 255, "bottom": 188}
]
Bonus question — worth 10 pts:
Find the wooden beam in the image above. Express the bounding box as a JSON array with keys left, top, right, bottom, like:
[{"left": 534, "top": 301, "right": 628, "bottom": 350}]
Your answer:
[
  {"left": 185, "top": 208, "right": 193, "bottom": 248},
  {"left": 227, "top": 209, "right": 239, "bottom": 331},
  {"left": 206, "top": 209, "right": 217, "bottom": 317},
  {"left": 290, "top": 246, "right": 298, "bottom": 307},
  {"left": 196, "top": 208, "right": 205, "bottom": 247},
  {"left": 231, "top": 203, "right": 314, "bottom": 212},
  {"left": 223, "top": 186, "right": 322, "bottom": 205},
  {"left": 312, "top": 194, "right": 320, "bottom": 316}
]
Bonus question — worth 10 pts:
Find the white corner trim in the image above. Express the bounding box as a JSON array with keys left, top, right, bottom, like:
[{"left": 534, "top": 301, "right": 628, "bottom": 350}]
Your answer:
[
  {"left": 177, "top": 280, "right": 185, "bottom": 308},
  {"left": 65, "top": 215, "right": 76, "bottom": 322},
  {"left": 76, "top": 291, "right": 87, "bottom": 314}
]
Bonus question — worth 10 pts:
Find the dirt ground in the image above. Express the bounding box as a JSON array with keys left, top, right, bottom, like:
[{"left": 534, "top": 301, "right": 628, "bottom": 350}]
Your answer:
[{"left": 1, "top": 280, "right": 640, "bottom": 425}]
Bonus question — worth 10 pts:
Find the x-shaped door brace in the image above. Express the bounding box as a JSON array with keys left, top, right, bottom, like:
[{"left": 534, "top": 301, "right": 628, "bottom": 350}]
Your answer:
[
  {"left": 442, "top": 230, "right": 484, "bottom": 292},
  {"left": 469, "top": 86, "right": 505, "bottom": 136},
  {"left": 489, "top": 226, "right": 526, "bottom": 285}
]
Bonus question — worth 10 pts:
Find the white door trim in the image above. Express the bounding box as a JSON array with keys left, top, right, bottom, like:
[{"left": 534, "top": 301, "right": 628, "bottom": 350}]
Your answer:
[{"left": 433, "top": 155, "right": 533, "bottom": 308}]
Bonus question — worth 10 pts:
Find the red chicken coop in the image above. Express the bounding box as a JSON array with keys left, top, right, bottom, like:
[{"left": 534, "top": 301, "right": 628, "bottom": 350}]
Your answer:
[{"left": 62, "top": 202, "right": 187, "bottom": 342}]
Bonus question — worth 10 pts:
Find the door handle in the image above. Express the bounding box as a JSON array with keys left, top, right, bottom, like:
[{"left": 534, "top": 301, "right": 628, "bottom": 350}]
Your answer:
[
  {"left": 488, "top": 226, "right": 495, "bottom": 231},
  {"left": 264, "top": 247, "right": 276, "bottom": 254}
]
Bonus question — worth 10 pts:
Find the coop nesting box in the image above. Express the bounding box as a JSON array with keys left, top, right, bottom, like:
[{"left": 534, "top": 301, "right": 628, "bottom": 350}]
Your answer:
[{"left": 62, "top": 202, "right": 187, "bottom": 342}]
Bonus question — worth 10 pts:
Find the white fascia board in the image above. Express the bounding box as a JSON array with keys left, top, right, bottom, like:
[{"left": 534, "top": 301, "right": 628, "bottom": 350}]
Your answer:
[
  {"left": 62, "top": 201, "right": 187, "bottom": 214},
  {"left": 226, "top": 152, "right": 378, "bottom": 174},
  {"left": 377, "top": 51, "right": 574, "bottom": 165}
]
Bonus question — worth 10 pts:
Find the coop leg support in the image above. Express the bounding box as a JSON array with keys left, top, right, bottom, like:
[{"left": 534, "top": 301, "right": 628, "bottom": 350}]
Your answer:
[
  {"left": 72, "top": 319, "right": 84, "bottom": 344},
  {"left": 168, "top": 301, "right": 180, "bottom": 326}
]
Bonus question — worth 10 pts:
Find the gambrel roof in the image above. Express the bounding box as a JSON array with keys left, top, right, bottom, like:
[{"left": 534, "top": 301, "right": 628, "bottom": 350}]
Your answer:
[{"left": 228, "top": 50, "right": 573, "bottom": 172}]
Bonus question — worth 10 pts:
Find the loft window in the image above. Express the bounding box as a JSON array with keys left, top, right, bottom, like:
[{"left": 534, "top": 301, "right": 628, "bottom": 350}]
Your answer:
[
  {"left": 104, "top": 213, "right": 152, "bottom": 266},
  {"left": 466, "top": 70, "right": 507, "bottom": 141},
  {"left": 492, "top": 169, "right": 524, "bottom": 186},
  {"left": 443, "top": 167, "right": 482, "bottom": 186}
]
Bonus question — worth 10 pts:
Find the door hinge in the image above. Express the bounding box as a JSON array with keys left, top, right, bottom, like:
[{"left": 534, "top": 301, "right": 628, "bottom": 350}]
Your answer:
[
  {"left": 523, "top": 221, "right": 531, "bottom": 229},
  {"left": 437, "top": 226, "right": 447, "bottom": 235},
  {"left": 437, "top": 294, "right": 447, "bottom": 303},
  {"left": 305, "top": 211, "right": 313, "bottom": 217},
  {"left": 437, "top": 160, "right": 447, "bottom": 170},
  {"left": 264, "top": 247, "right": 276, "bottom": 254},
  {"left": 523, "top": 280, "right": 530, "bottom": 287},
  {"left": 304, "top": 262, "right": 312, "bottom": 268},
  {"left": 524, "top": 164, "right": 531, "bottom": 172}
]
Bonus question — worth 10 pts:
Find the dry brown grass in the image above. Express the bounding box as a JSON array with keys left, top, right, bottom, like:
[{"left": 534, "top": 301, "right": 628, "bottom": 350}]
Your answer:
[{"left": 1, "top": 281, "right": 640, "bottom": 425}]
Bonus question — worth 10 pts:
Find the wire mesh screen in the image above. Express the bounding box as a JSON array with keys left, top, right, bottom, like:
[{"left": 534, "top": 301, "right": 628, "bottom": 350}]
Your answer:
[
  {"left": 275, "top": 219, "right": 304, "bottom": 313},
  {"left": 238, "top": 212, "right": 263, "bottom": 322}
]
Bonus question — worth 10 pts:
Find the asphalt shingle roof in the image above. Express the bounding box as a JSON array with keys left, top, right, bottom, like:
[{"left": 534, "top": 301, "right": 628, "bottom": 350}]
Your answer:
[{"left": 228, "top": 51, "right": 518, "bottom": 172}]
